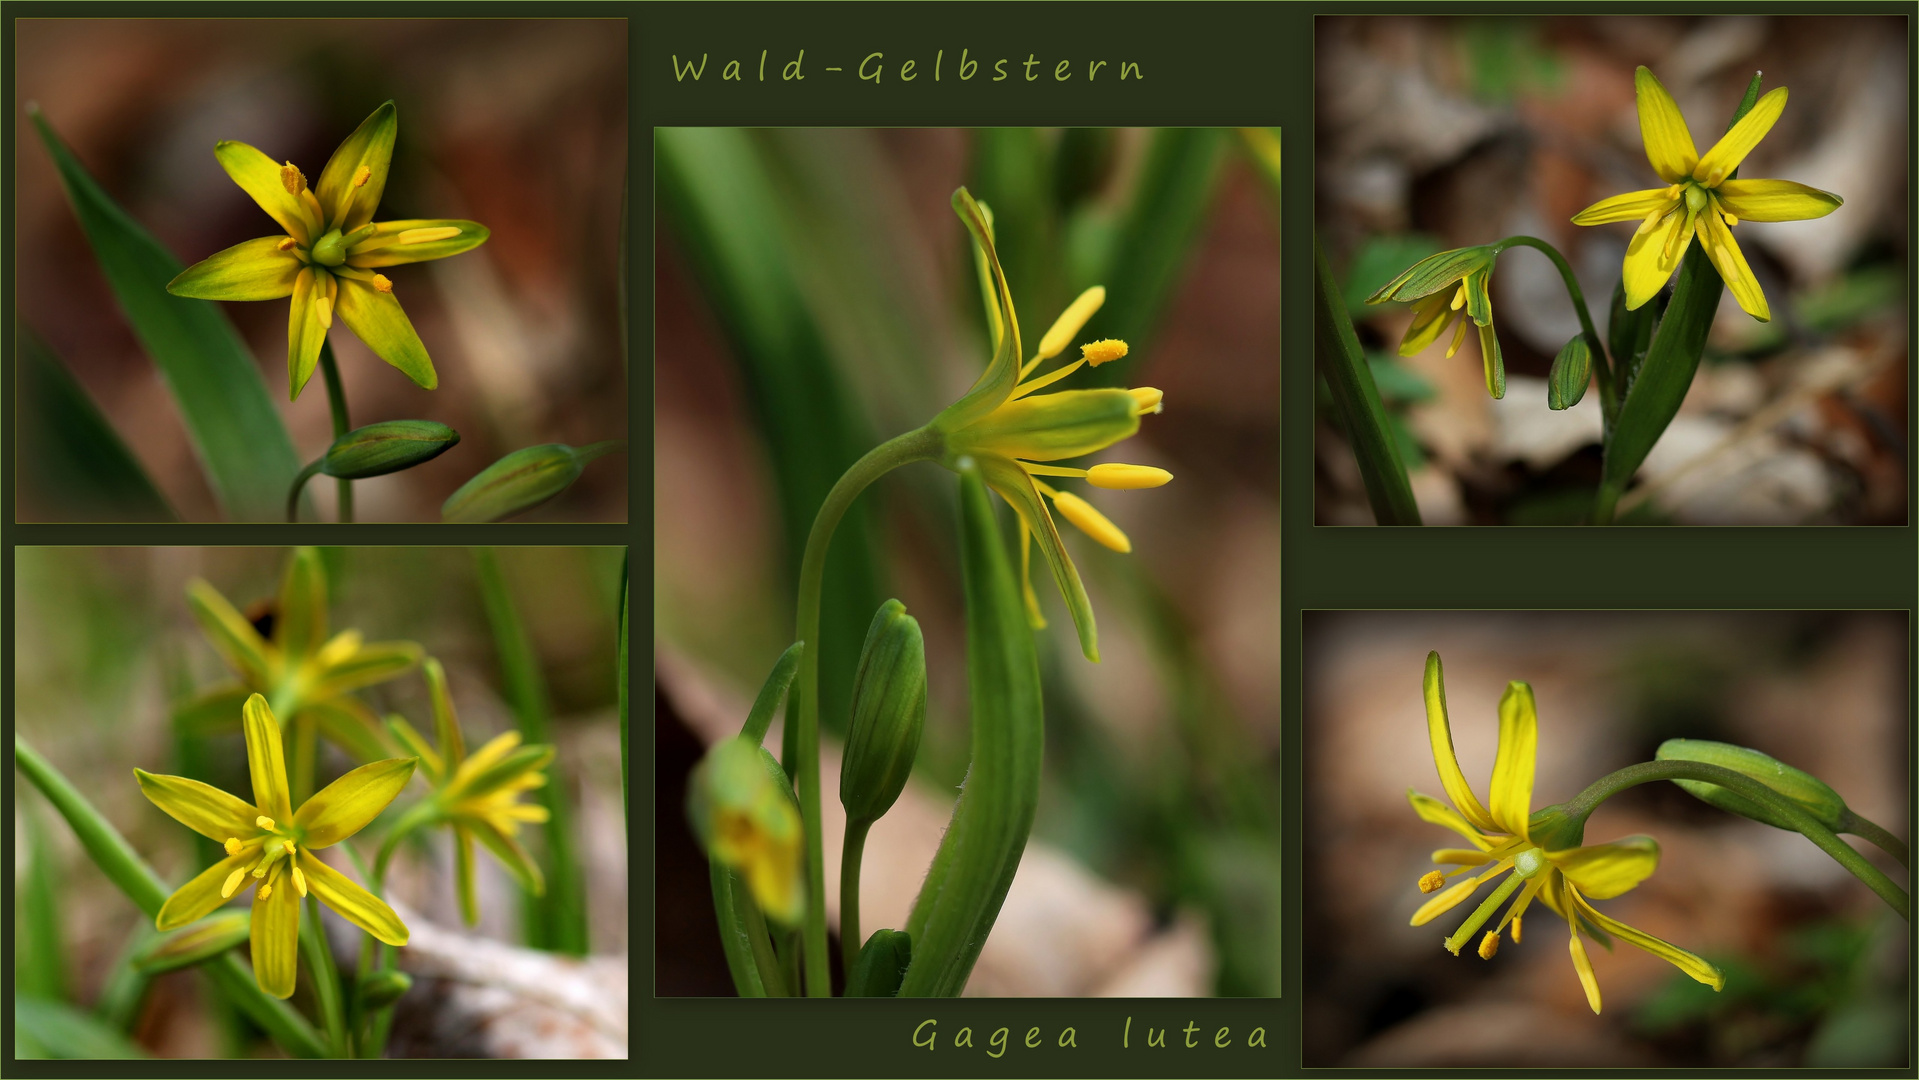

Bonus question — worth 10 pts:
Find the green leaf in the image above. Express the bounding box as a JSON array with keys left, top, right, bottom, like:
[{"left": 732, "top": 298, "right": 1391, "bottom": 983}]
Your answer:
[
  {"left": 18, "top": 794, "right": 69, "bottom": 1001},
  {"left": 1606, "top": 275, "right": 1667, "bottom": 400},
  {"left": 19, "top": 326, "right": 177, "bottom": 521},
  {"left": 900, "top": 466, "right": 1044, "bottom": 997},
  {"left": 847, "top": 928, "right": 913, "bottom": 997},
  {"left": 15, "top": 997, "right": 149, "bottom": 1059},
  {"left": 29, "top": 107, "right": 304, "bottom": 522},
  {"left": 1315, "top": 238, "right": 1421, "bottom": 525}
]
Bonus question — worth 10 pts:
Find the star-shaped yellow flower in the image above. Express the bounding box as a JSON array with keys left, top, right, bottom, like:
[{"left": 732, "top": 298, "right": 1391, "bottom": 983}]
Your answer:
[
  {"left": 936, "top": 188, "right": 1172, "bottom": 661},
  {"left": 1366, "top": 245, "right": 1504, "bottom": 399},
  {"left": 136, "top": 694, "right": 414, "bottom": 999},
  {"left": 166, "top": 101, "right": 488, "bottom": 399},
  {"left": 1408, "top": 651, "right": 1723, "bottom": 1013},
  {"left": 1572, "top": 68, "right": 1842, "bottom": 323}
]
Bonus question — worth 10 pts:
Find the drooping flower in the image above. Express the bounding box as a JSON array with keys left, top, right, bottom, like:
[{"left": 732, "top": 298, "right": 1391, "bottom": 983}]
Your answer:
[
  {"left": 1572, "top": 67, "right": 1842, "bottom": 322},
  {"left": 166, "top": 101, "right": 489, "bottom": 399},
  {"left": 1408, "top": 651, "right": 1723, "bottom": 1013},
  {"left": 384, "top": 658, "right": 552, "bottom": 925},
  {"left": 935, "top": 188, "right": 1172, "bottom": 661},
  {"left": 687, "top": 736, "right": 805, "bottom": 926},
  {"left": 176, "top": 548, "right": 420, "bottom": 801},
  {"left": 135, "top": 694, "right": 413, "bottom": 998},
  {"left": 1365, "top": 246, "right": 1504, "bottom": 399}
]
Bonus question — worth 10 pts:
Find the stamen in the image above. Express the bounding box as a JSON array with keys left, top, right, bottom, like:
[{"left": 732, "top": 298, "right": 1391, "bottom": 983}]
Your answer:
[
  {"left": 283, "top": 840, "right": 297, "bottom": 855},
  {"left": 397, "top": 226, "right": 461, "bottom": 245},
  {"left": 1512, "top": 916, "right": 1523, "bottom": 944},
  {"left": 315, "top": 295, "right": 333, "bottom": 330},
  {"left": 1009, "top": 358, "right": 1085, "bottom": 400},
  {"left": 256, "top": 816, "right": 276, "bottom": 830},
  {"left": 1035, "top": 286, "right": 1106, "bottom": 361},
  {"left": 276, "top": 237, "right": 297, "bottom": 252},
  {"left": 1049, "top": 491, "right": 1132, "bottom": 554},
  {"left": 1418, "top": 870, "right": 1447, "bottom": 894},
  {"left": 280, "top": 162, "right": 307, "bottom": 195},
  {"left": 1086, "top": 463, "right": 1173, "bottom": 490},
  {"left": 373, "top": 274, "right": 393, "bottom": 294},
  {"left": 1722, "top": 212, "right": 1738, "bottom": 227},
  {"left": 292, "top": 867, "right": 308, "bottom": 898},
  {"left": 1445, "top": 315, "right": 1470, "bottom": 359},
  {"left": 352, "top": 164, "right": 372, "bottom": 189},
  {"left": 1128, "top": 387, "right": 1164, "bottom": 414},
  {"left": 1080, "top": 339, "right": 1129, "bottom": 366},
  {"left": 257, "top": 883, "right": 272, "bottom": 899},
  {"left": 1635, "top": 209, "right": 1664, "bottom": 236},
  {"left": 1450, "top": 285, "right": 1467, "bottom": 311},
  {"left": 1664, "top": 183, "right": 1684, "bottom": 200},
  {"left": 221, "top": 868, "right": 247, "bottom": 898},
  {"left": 224, "top": 837, "right": 243, "bottom": 856},
  {"left": 1478, "top": 931, "right": 1500, "bottom": 959}
]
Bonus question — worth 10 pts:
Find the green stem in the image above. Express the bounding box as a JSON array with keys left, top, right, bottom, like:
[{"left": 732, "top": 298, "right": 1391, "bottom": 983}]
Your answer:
[
  {"left": 286, "top": 459, "right": 326, "bottom": 523},
  {"left": 840, "top": 818, "right": 872, "bottom": 977},
  {"left": 792, "top": 425, "right": 943, "bottom": 995},
  {"left": 300, "top": 894, "right": 349, "bottom": 1057},
  {"left": 319, "top": 340, "right": 353, "bottom": 524},
  {"left": 1493, "top": 235, "right": 1615, "bottom": 423},
  {"left": 1842, "top": 809, "right": 1910, "bottom": 868},
  {"left": 1565, "top": 760, "right": 1909, "bottom": 919},
  {"left": 1313, "top": 236, "right": 1421, "bottom": 525}
]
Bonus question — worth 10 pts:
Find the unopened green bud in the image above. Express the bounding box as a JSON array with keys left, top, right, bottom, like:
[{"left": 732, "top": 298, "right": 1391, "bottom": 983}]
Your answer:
[
  {"left": 1657, "top": 739, "right": 1847, "bottom": 831},
  {"left": 132, "top": 911, "right": 251, "bottom": 973},
  {"left": 321, "top": 420, "right": 460, "bottom": 479},
  {"left": 846, "top": 928, "right": 913, "bottom": 997},
  {"left": 840, "top": 599, "right": 927, "bottom": 825},
  {"left": 441, "top": 441, "right": 622, "bottom": 523},
  {"left": 358, "top": 969, "right": 413, "bottom": 1009},
  {"left": 1548, "top": 336, "right": 1592, "bottom": 410},
  {"left": 688, "top": 737, "right": 805, "bottom": 926}
]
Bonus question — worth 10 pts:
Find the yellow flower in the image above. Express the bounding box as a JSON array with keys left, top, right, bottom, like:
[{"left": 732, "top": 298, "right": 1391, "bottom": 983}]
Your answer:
[
  {"left": 166, "top": 102, "right": 489, "bottom": 399},
  {"left": 135, "top": 694, "right": 413, "bottom": 998},
  {"left": 1365, "top": 246, "right": 1504, "bottom": 399},
  {"left": 177, "top": 548, "right": 420, "bottom": 798},
  {"left": 384, "top": 658, "right": 552, "bottom": 925},
  {"left": 936, "top": 188, "right": 1171, "bottom": 661},
  {"left": 1572, "top": 68, "right": 1842, "bottom": 323},
  {"left": 687, "top": 736, "right": 805, "bottom": 926},
  {"left": 1408, "top": 651, "right": 1723, "bottom": 1013}
]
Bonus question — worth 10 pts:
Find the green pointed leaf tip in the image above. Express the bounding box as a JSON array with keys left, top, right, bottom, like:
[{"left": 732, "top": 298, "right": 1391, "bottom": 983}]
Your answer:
[
  {"left": 840, "top": 600, "right": 927, "bottom": 825},
  {"left": 1657, "top": 739, "right": 1848, "bottom": 831},
  {"left": 1548, "top": 336, "right": 1593, "bottom": 410},
  {"left": 132, "top": 911, "right": 252, "bottom": 974},
  {"left": 441, "top": 441, "right": 622, "bottom": 522},
  {"left": 322, "top": 420, "right": 460, "bottom": 479}
]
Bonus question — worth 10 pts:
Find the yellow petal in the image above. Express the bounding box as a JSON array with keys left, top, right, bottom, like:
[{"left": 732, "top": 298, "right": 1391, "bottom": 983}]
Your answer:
[
  {"left": 1408, "top": 790, "right": 1495, "bottom": 850},
  {"left": 309, "top": 639, "right": 423, "bottom": 698},
  {"left": 1621, "top": 211, "right": 1693, "bottom": 310},
  {"left": 1422, "top": 653, "right": 1500, "bottom": 834},
  {"left": 1397, "top": 294, "right": 1457, "bottom": 357},
  {"left": 315, "top": 102, "right": 396, "bottom": 231},
  {"left": 979, "top": 454, "right": 1097, "bottom": 662},
  {"left": 303, "top": 698, "right": 398, "bottom": 764},
  {"left": 1712, "top": 178, "right": 1843, "bottom": 222},
  {"left": 167, "top": 236, "right": 305, "bottom": 301},
  {"left": 297, "top": 850, "right": 408, "bottom": 946},
  {"left": 1571, "top": 188, "right": 1678, "bottom": 226},
  {"left": 344, "top": 218, "right": 490, "bottom": 268},
  {"left": 1693, "top": 86, "right": 1787, "bottom": 187},
  {"left": 213, "top": 140, "right": 316, "bottom": 244},
  {"left": 1634, "top": 66, "right": 1699, "bottom": 184},
  {"left": 1487, "top": 682, "right": 1537, "bottom": 838},
  {"left": 134, "top": 769, "right": 258, "bottom": 842},
  {"left": 1050, "top": 491, "right": 1132, "bottom": 553},
  {"left": 1697, "top": 209, "right": 1771, "bottom": 321},
  {"left": 1548, "top": 835, "right": 1659, "bottom": 900},
  {"left": 156, "top": 851, "right": 254, "bottom": 930},
  {"left": 241, "top": 695, "right": 294, "bottom": 822},
  {"left": 287, "top": 267, "right": 328, "bottom": 402},
  {"left": 1567, "top": 883, "right": 1724, "bottom": 991},
  {"left": 1568, "top": 929, "right": 1603, "bottom": 1014},
  {"left": 250, "top": 861, "right": 301, "bottom": 998},
  {"left": 934, "top": 188, "right": 1025, "bottom": 433},
  {"left": 1479, "top": 321, "right": 1504, "bottom": 401},
  {"left": 1035, "top": 286, "right": 1105, "bottom": 361},
  {"left": 292, "top": 757, "right": 417, "bottom": 848},
  {"left": 333, "top": 277, "right": 437, "bottom": 390},
  {"left": 467, "top": 817, "right": 548, "bottom": 900},
  {"left": 185, "top": 579, "right": 275, "bottom": 688},
  {"left": 275, "top": 548, "right": 328, "bottom": 660}
]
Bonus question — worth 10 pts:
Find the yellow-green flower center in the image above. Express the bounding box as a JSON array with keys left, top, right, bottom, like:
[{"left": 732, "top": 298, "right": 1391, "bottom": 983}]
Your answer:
[
  {"left": 312, "top": 229, "right": 348, "bottom": 267},
  {"left": 218, "top": 815, "right": 310, "bottom": 900}
]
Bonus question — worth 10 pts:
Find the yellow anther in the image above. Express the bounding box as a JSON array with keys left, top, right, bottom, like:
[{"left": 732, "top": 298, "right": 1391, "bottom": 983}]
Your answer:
[
  {"left": 224, "top": 837, "right": 243, "bottom": 856},
  {"left": 1127, "top": 387, "right": 1164, "bottom": 414},
  {"left": 1086, "top": 463, "right": 1173, "bottom": 490},
  {"left": 280, "top": 161, "right": 306, "bottom": 195},
  {"left": 1664, "top": 183, "right": 1684, "bottom": 200},
  {"left": 1050, "top": 491, "right": 1132, "bottom": 553},
  {"left": 1418, "top": 870, "right": 1447, "bottom": 895},
  {"left": 283, "top": 840, "right": 297, "bottom": 855},
  {"left": 292, "top": 867, "right": 308, "bottom": 898},
  {"left": 276, "top": 237, "right": 298, "bottom": 252},
  {"left": 315, "top": 295, "right": 333, "bottom": 330},
  {"left": 372, "top": 274, "right": 393, "bottom": 294},
  {"left": 1478, "top": 931, "right": 1500, "bottom": 959},
  {"left": 1450, "top": 285, "right": 1467, "bottom": 311},
  {"left": 1036, "top": 286, "right": 1107, "bottom": 361},
  {"left": 221, "top": 868, "right": 248, "bottom": 898},
  {"left": 1511, "top": 916, "right": 1523, "bottom": 944},
  {"left": 1079, "top": 338, "right": 1129, "bottom": 367},
  {"left": 1637, "top": 209, "right": 1664, "bottom": 235},
  {"left": 1722, "top": 212, "right": 1738, "bottom": 227},
  {"left": 1445, "top": 316, "right": 1470, "bottom": 359},
  {"left": 352, "top": 164, "right": 372, "bottom": 189},
  {"left": 256, "top": 816, "right": 276, "bottom": 830},
  {"left": 257, "top": 883, "right": 272, "bottom": 899},
  {"left": 397, "top": 226, "right": 461, "bottom": 245}
]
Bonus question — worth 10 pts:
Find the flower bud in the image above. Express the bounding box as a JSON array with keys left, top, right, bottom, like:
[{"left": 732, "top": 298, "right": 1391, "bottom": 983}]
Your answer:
[
  {"left": 688, "top": 737, "right": 805, "bottom": 925},
  {"left": 133, "top": 912, "right": 251, "bottom": 973},
  {"left": 1657, "top": 739, "right": 1847, "bottom": 831},
  {"left": 441, "top": 441, "right": 622, "bottom": 523},
  {"left": 358, "top": 969, "right": 413, "bottom": 1009},
  {"left": 840, "top": 600, "right": 927, "bottom": 825},
  {"left": 846, "top": 928, "right": 913, "bottom": 997},
  {"left": 1548, "top": 336, "right": 1592, "bottom": 411},
  {"left": 321, "top": 420, "right": 460, "bottom": 479}
]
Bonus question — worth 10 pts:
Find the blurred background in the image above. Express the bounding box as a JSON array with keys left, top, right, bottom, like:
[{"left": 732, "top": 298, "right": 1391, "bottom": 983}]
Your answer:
[
  {"left": 13, "top": 547, "right": 627, "bottom": 1057},
  {"left": 1304, "top": 610, "right": 1909, "bottom": 1067},
  {"left": 654, "top": 128, "right": 1281, "bottom": 995},
  {"left": 1318, "top": 16, "right": 1908, "bottom": 524},
  {"left": 16, "top": 20, "right": 628, "bottom": 522}
]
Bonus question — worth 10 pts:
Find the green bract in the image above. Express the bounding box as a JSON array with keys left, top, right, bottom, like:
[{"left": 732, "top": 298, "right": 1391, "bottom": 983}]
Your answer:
[{"left": 840, "top": 600, "right": 928, "bottom": 826}]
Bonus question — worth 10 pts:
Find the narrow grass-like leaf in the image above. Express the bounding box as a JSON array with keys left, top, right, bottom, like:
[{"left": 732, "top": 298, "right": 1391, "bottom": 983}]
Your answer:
[
  {"left": 1315, "top": 238, "right": 1421, "bottom": 525},
  {"left": 19, "top": 793, "right": 70, "bottom": 1001},
  {"left": 900, "top": 466, "right": 1044, "bottom": 997},
  {"left": 95, "top": 925, "right": 158, "bottom": 1032},
  {"left": 473, "top": 550, "right": 587, "bottom": 955},
  {"left": 29, "top": 107, "right": 303, "bottom": 522},
  {"left": 15, "top": 998, "right": 150, "bottom": 1059},
  {"left": 619, "top": 554, "right": 630, "bottom": 821},
  {"left": 13, "top": 736, "right": 327, "bottom": 1058},
  {"left": 20, "top": 326, "right": 176, "bottom": 521}
]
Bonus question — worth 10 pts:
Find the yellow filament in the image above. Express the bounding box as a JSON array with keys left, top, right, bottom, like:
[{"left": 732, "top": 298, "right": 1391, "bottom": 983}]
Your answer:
[
  {"left": 1478, "top": 931, "right": 1500, "bottom": 959},
  {"left": 1050, "top": 491, "right": 1132, "bottom": 553},
  {"left": 352, "top": 164, "right": 372, "bottom": 189},
  {"left": 280, "top": 162, "right": 307, "bottom": 194},
  {"left": 1080, "top": 339, "right": 1129, "bottom": 366},
  {"left": 1036, "top": 286, "right": 1106, "bottom": 361},
  {"left": 1128, "top": 387, "right": 1164, "bottom": 414},
  {"left": 299, "top": 189, "right": 326, "bottom": 228},
  {"left": 398, "top": 226, "right": 461, "bottom": 245},
  {"left": 224, "top": 837, "right": 243, "bottom": 856},
  {"left": 1086, "top": 463, "right": 1173, "bottom": 490},
  {"left": 1664, "top": 183, "right": 1684, "bottom": 199},
  {"left": 293, "top": 867, "right": 308, "bottom": 898},
  {"left": 1636, "top": 209, "right": 1664, "bottom": 236},
  {"left": 1418, "top": 870, "right": 1447, "bottom": 894},
  {"left": 221, "top": 868, "right": 248, "bottom": 898}
]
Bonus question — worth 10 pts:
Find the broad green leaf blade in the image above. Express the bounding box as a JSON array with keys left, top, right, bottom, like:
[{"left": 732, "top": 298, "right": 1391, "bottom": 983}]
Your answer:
[
  {"left": 19, "top": 794, "right": 70, "bottom": 1001},
  {"left": 473, "top": 550, "right": 587, "bottom": 955},
  {"left": 30, "top": 108, "right": 304, "bottom": 522},
  {"left": 900, "top": 466, "right": 1044, "bottom": 997},
  {"left": 1314, "top": 238, "right": 1421, "bottom": 525},
  {"left": 19, "top": 326, "right": 177, "bottom": 521},
  {"left": 15, "top": 997, "right": 149, "bottom": 1058}
]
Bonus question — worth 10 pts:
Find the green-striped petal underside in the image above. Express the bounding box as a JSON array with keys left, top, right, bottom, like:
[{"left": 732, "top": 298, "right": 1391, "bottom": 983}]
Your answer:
[{"left": 167, "top": 237, "right": 303, "bottom": 301}]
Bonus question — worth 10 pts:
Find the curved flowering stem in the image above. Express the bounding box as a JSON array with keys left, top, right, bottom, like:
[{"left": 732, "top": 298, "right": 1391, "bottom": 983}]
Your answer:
[
  {"left": 1490, "top": 236, "right": 1616, "bottom": 423},
  {"left": 1564, "top": 759, "right": 1908, "bottom": 919}
]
